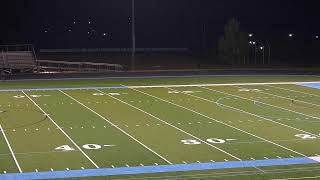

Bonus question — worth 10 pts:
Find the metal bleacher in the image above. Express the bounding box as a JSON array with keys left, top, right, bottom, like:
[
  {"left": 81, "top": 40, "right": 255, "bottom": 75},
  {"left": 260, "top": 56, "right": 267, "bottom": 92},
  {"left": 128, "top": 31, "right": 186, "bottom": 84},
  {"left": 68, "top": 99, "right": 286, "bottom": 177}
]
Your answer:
[
  {"left": 0, "top": 44, "right": 37, "bottom": 73},
  {"left": 0, "top": 44, "right": 123, "bottom": 74}
]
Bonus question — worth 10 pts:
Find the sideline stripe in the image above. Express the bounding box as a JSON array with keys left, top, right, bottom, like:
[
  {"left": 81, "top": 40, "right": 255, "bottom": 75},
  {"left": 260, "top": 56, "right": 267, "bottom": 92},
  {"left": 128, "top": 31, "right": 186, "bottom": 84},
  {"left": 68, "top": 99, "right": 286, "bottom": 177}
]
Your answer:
[
  {"left": 4, "top": 74, "right": 320, "bottom": 82},
  {"left": 22, "top": 91, "right": 100, "bottom": 169},
  {"left": 0, "top": 157, "right": 319, "bottom": 179},
  {"left": 0, "top": 86, "right": 128, "bottom": 92},
  {"left": 0, "top": 124, "right": 22, "bottom": 173},
  {"left": 0, "top": 81, "right": 320, "bottom": 92}
]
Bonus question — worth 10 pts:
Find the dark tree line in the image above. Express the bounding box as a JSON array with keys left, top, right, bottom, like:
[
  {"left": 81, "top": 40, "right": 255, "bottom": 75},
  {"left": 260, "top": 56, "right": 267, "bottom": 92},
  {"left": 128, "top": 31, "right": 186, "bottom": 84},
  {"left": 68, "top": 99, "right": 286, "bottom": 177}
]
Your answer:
[{"left": 217, "top": 18, "right": 249, "bottom": 65}]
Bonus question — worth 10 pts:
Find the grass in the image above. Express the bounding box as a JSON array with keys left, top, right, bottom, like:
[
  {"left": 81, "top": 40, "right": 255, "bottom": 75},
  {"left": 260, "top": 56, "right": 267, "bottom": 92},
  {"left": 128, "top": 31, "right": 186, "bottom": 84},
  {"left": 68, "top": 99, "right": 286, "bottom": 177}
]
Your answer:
[{"left": 0, "top": 75, "right": 320, "bottom": 179}]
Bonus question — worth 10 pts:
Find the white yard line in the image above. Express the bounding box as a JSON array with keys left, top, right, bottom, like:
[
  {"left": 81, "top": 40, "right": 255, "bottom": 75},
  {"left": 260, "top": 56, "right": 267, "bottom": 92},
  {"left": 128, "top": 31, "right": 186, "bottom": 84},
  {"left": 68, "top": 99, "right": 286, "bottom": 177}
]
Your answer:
[
  {"left": 22, "top": 91, "right": 99, "bottom": 169},
  {"left": 0, "top": 124, "right": 22, "bottom": 173},
  {"left": 130, "top": 87, "right": 308, "bottom": 158},
  {"left": 265, "top": 85, "right": 320, "bottom": 98},
  {"left": 242, "top": 87, "right": 320, "bottom": 108},
  {"left": 200, "top": 87, "right": 320, "bottom": 138},
  {"left": 95, "top": 89, "right": 242, "bottom": 161},
  {"left": 59, "top": 90, "right": 172, "bottom": 165},
  {"left": 206, "top": 87, "right": 320, "bottom": 121},
  {"left": 165, "top": 87, "right": 309, "bottom": 157}
]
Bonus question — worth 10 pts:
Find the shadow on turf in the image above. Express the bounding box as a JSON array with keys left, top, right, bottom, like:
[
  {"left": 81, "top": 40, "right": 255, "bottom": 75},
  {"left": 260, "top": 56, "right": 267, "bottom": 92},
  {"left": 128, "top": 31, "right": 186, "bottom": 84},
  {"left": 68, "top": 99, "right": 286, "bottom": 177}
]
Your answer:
[{"left": 0, "top": 107, "right": 48, "bottom": 130}]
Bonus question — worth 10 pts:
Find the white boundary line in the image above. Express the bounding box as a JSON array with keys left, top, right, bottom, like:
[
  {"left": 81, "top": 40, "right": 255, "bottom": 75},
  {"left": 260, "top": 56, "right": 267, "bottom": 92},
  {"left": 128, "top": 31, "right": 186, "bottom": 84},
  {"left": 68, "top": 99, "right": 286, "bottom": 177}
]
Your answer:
[
  {"left": 21, "top": 91, "right": 100, "bottom": 169},
  {"left": 0, "top": 124, "right": 22, "bottom": 173},
  {"left": 128, "top": 81, "right": 320, "bottom": 89},
  {"left": 265, "top": 85, "right": 320, "bottom": 98},
  {"left": 165, "top": 87, "right": 308, "bottom": 157},
  {"left": 129, "top": 87, "right": 308, "bottom": 157},
  {"left": 59, "top": 90, "right": 173, "bottom": 165},
  {"left": 95, "top": 89, "right": 242, "bottom": 161},
  {"left": 5, "top": 74, "right": 320, "bottom": 82},
  {"left": 200, "top": 87, "right": 320, "bottom": 138},
  {"left": 0, "top": 81, "right": 320, "bottom": 92}
]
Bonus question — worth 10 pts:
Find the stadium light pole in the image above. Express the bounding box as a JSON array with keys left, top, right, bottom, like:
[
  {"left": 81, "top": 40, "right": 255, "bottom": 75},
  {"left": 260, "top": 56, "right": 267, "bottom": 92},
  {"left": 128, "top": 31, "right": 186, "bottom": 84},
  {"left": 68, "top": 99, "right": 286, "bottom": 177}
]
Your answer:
[
  {"left": 260, "top": 46, "right": 265, "bottom": 65},
  {"left": 131, "top": 0, "right": 136, "bottom": 71}
]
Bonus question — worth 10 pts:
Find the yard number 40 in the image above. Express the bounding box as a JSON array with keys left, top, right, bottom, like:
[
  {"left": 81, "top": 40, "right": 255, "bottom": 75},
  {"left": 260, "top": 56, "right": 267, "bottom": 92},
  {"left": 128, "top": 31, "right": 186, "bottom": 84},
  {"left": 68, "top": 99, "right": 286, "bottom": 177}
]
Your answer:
[
  {"left": 181, "top": 138, "right": 228, "bottom": 145},
  {"left": 55, "top": 144, "right": 103, "bottom": 151}
]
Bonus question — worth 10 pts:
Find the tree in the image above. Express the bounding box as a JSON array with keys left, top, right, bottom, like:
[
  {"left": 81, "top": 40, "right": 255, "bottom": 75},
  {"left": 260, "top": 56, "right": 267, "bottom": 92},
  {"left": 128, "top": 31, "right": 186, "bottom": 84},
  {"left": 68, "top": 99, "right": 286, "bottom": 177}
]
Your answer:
[{"left": 218, "top": 18, "right": 249, "bottom": 65}]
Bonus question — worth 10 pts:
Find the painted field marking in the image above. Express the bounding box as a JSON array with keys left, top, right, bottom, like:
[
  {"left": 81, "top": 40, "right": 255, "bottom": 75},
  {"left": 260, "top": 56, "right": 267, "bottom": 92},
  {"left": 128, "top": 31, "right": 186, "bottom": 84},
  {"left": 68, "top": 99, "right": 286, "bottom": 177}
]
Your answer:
[
  {"left": 59, "top": 90, "right": 172, "bottom": 165},
  {"left": 0, "top": 124, "right": 22, "bottom": 173},
  {"left": 133, "top": 87, "right": 308, "bottom": 157},
  {"left": 248, "top": 87, "right": 320, "bottom": 108},
  {"left": 96, "top": 89, "right": 241, "bottom": 161},
  {"left": 235, "top": 88, "right": 320, "bottom": 120},
  {"left": 127, "top": 81, "right": 320, "bottom": 89},
  {"left": 167, "top": 87, "right": 310, "bottom": 157},
  {"left": 201, "top": 87, "right": 320, "bottom": 138},
  {"left": 272, "top": 176, "right": 320, "bottom": 180},
  {"left": 22, "top": 91, "right": 99, "bottom": 169},
  {"left": 266, "top": 85, "right": 320, "bottom": 98},
  {"left": 1, "top": 81, "right": 320, "bottom": 93}
]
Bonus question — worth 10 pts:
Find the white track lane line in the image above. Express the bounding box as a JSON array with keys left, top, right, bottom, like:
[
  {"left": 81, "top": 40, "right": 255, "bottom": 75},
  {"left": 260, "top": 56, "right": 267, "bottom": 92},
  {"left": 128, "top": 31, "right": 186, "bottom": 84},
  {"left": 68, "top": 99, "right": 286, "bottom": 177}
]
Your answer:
[
  {"left": 96, "top": 89, "right": 242, "bottom": 161},
  {"left": 22, "top": 91, "right": 99, "bottom": 169},
  {"left": 0, "top": 124, "right": 22, "bottom": 173},
  {"left": 265, "top": 84, "right": 320, "bottom": 98},
  {"left": 59, "top": 90, "right": 172, "bottom": 165},
  {"left": 131, "top": 87, "right": 308, "bottom": 158}
]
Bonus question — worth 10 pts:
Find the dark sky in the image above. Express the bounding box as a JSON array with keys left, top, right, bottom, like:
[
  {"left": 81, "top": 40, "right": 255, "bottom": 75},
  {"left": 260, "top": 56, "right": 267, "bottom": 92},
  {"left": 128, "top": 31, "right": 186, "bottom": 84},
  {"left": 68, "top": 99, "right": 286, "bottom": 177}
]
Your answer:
[{"left": 1, "top": 0, "right": 320, "bottom": 48}]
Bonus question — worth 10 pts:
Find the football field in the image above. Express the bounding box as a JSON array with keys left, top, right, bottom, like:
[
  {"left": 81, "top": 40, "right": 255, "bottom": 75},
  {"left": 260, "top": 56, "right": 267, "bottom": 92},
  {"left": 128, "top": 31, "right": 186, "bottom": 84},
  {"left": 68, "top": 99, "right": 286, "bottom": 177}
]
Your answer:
[{"left": 1, "top": 75, "right": 320, "bottom": 179}]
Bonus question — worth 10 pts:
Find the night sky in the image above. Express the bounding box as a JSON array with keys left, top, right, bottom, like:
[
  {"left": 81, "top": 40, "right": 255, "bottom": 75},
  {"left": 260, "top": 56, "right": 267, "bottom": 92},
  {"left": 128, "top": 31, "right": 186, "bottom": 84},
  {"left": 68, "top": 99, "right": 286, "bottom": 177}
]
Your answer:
[{"left": 1, "top": 0, "right": 320, "bottom": 49}]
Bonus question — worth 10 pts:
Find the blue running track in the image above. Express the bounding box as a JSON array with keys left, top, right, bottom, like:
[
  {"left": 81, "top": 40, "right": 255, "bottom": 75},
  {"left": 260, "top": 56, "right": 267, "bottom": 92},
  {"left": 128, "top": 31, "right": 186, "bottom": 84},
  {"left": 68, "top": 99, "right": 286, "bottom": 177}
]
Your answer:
[{"left": 0, "top": 157, "right": 319, "bottom": 180}]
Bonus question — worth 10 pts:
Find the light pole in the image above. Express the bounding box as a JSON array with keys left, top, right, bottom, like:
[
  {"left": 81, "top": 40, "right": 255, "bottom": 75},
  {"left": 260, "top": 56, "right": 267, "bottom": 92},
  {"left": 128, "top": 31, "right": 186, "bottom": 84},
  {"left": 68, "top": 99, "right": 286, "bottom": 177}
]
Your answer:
[
  {"left": 249, "top": 41, "right": 257, "bottom": 64},
  {"left": 131, "top": 0, "right": 136, "bottom": 71},
  {"left": 260, "top": 46, "right": 265, "bottom": 65}
]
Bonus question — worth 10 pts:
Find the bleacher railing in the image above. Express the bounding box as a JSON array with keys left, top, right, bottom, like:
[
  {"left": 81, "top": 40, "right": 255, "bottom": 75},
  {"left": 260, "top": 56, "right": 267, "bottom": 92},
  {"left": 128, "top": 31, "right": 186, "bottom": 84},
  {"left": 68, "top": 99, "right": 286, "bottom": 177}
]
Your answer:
[{"left": 37, "top": 60, "right": 123, "bottom": 72}]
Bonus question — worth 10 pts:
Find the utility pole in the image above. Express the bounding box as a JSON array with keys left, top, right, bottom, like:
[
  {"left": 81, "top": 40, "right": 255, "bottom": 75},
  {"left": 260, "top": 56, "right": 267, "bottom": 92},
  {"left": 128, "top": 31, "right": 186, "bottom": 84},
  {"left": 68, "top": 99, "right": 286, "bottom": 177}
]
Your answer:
[{"left": 131, "top": 0, "right": 136, "bottom": 71}]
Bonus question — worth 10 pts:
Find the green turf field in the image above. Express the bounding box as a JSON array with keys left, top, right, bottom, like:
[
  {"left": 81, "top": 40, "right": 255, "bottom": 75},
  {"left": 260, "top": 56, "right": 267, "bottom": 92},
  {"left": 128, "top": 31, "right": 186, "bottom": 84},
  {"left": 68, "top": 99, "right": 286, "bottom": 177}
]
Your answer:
[{"left": 1, "top": 75, "right": 320, "bottom": 179}]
